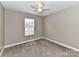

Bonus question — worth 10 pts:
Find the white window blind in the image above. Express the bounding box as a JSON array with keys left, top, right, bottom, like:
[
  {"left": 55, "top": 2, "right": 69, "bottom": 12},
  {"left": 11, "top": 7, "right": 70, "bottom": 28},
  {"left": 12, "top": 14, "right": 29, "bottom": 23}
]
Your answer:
[{"left": 25, "top": 18, "right": 35, "bottom": 36}]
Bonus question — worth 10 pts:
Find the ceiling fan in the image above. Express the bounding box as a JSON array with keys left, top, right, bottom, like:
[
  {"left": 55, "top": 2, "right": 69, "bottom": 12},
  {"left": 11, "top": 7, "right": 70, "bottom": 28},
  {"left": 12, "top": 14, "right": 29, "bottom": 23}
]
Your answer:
[{"left": 31, "top": 2, "right": 50, "bottom": 13}]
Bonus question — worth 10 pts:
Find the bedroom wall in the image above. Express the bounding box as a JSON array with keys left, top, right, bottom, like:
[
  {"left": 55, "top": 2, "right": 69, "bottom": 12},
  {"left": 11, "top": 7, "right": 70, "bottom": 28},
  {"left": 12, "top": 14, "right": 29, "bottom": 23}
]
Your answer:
[
  {"left": 0, "top": 3, "right": 4, "bottom": 49},
  {"left": 4, "top": 9, "right": 43, "bottom": 46},
  {"left": 4, "top": 4, "right": 79, "bottom": 50},
  {"left": 44, "top": 6, "right": 79, "bottom": 49}
]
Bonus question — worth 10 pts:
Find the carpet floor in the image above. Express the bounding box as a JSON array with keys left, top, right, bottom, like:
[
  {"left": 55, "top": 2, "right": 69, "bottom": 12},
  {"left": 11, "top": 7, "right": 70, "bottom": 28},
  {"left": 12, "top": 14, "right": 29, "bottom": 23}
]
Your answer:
[{"left": 2, "top": 39, "right": 79, "bottom": 57}]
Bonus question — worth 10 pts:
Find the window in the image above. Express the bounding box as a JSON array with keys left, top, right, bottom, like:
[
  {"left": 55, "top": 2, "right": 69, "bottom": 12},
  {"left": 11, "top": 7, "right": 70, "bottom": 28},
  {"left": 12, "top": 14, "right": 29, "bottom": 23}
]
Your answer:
[{"left": 25, "top": 18, "right": 35, "bottom": 36}]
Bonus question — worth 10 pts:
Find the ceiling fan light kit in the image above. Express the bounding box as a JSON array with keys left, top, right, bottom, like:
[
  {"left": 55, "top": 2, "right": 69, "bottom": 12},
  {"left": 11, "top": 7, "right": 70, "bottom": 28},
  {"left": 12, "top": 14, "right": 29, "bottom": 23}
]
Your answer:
[{"left": 38, "top": 8, "right": 43, "bottom": 12}]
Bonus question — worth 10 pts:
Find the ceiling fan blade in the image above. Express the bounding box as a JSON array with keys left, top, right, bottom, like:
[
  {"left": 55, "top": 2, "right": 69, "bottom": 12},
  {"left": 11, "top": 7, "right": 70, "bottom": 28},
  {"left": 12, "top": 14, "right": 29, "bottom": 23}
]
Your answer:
[
  {"left": 43, "top": 9, "right": 50, "bottom": 11},
  {"left": 40, "top": 2, "right": 45, "bottom": 7},
  {"left": 33, "top": 9, "right": 44, "bottom": 13},
  {"left": 31, "top": 5, "right": 37, "bottom": 9},
  {"left": 33, "top": 9, "right": 37, "bottom": 11}
]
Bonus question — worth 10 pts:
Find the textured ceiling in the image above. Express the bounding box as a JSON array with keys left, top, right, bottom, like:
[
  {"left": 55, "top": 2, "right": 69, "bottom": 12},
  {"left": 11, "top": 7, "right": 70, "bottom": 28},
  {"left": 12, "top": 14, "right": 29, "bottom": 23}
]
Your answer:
[{"left": 1, "top": 1, "right": 79, "bottom": 16}]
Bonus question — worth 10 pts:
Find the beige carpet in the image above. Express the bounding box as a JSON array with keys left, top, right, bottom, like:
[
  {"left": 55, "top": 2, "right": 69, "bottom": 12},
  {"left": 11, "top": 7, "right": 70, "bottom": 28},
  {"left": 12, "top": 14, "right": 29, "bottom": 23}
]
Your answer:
[{"left": 2, "top": 39, "right": 79, "bottom": 57}]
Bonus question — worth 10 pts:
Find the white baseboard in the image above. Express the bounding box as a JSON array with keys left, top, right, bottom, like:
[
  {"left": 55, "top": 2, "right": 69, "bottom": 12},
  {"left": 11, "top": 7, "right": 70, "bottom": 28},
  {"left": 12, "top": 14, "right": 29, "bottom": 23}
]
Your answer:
[
  {"left": 3, "top": 37, "right": 79, "bottom": 55},
  {"left": 43, "top": 37, "right": 79, "bottom": 52},
  {"left": 0, "top": 48, "right": 5, "bottom": 57},
  {"left": 4, "top": 37, "right": 43, "bottom": 48}
]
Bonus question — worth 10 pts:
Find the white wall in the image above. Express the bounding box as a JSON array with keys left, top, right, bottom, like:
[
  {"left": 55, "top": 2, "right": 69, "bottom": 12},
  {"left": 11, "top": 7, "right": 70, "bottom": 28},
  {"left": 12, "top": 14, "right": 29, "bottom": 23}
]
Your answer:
[
  {"left": 5, "top": 9, "right": 43, "bottom": 46},
  {"left": 0, "top": 3, "right": 4, "bottom": 49},
  {"left": 44, "top": 6, "right": 79, "bottom": 49}
]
